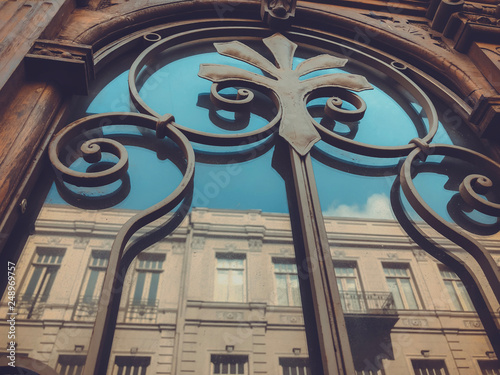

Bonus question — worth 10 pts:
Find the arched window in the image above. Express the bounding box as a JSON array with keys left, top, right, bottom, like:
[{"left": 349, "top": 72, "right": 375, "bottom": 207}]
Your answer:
[{"left": 1, "top": 13, "right": 499, "bottom": 375}]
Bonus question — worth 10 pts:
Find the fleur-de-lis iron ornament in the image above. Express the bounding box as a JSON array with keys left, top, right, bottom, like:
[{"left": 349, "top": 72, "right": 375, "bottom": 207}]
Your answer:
[{"left": 198, "top": 33, "right": 373, "bottom": 156}]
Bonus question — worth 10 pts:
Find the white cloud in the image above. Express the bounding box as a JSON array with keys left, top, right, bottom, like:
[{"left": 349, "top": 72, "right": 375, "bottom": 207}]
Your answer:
[{"left": 323, "top": 193, "right": 394, "bottom": 219}]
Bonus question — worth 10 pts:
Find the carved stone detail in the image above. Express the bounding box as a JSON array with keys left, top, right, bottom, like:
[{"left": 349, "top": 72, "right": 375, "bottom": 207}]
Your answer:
[
  {"left": 172, "top": 243, "right": 184, "bottom": 254},
  {"left": 464, "top": 319, "right": 482, "bottom": 328},
  {"left": 48, "top": 237, "right": 62, "bottom": 245},
  {"left": 74, "top": 237, "right": 90, "bottom": 249},
  {"left": 412, "top": 249, "right": 428, "bottom": 261},
  {"left": 216, "top": 311, "right": 244, "bottom": 320},
  {"left": 402, "top": 318, "right": 428, "bottom": 327},
  {"left": 191, "top": 236, "right": 206, "bottom": 250},
  {"left": 280, "top": 315, "right": 303, "bottom": 324},
  {"left": 280, "top": 248, "right": 293, "bottom": 256},
  {"left": 248, "top": 238, "right": 263, "bottom": 252},
  {"left": 333, "top": 250, "right": 346, "bottom": 258}
]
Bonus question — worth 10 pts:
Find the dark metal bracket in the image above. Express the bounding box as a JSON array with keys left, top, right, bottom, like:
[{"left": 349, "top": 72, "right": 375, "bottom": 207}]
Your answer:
[{"left": 25, "top": 40, "right": 94, "bottom": 95}]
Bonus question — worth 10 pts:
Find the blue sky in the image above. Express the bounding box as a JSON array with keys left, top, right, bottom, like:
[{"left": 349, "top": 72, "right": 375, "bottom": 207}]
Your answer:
[{"left": 46, "top": 47, "right": 495, "bottom": 228}]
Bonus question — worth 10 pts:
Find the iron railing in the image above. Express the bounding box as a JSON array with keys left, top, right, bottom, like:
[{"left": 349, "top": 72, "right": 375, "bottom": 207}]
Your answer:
[
  {"left": 339, "top": 291, "right": 396, "bottom": 315},
  {"left": 126, "top": 298, "right": 159, "bottom": 323},
  {"left": 16, "top": 294, "right": 46, "bottom": 320},
  {"left": 74, "top": 296, "right": 100, "bottom": 321}
]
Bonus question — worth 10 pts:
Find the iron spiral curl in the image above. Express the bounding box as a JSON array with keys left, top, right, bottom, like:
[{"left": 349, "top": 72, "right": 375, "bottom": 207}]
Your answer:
[{"left": 400, "top": 143, "right": 500, "bottom": 303}]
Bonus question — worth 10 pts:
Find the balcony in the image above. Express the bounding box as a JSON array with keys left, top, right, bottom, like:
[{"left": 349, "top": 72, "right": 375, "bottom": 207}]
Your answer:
[
  {"left": 340, "top": 291, "right": 397, "bottom": 316},
  {"left": 125, "top": 298, "right": 159, "bottom": 323},
  {"left": 16, "top": 294, "right": 46, "bottom": 320},
  {"left": 73, "top": 296, "right": 99, "bottom": 321}
]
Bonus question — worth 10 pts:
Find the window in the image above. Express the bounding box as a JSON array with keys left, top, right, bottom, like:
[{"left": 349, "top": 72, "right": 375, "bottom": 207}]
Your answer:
[
  {"left": 20, "top": 248, "right": 64, "bottom": 319},
  {"left": 411, "top": 359, "right": 449, "bottom": 375},
  {"left": 75, "top": 251, "right": 109, "bottom": 320},
  {"left": 113, "top": 356, "right": 150, "bottom": 375},
  {"left": 211, "top": 355, "right": 248, "bottom": 375},
  {"left": 215, "top": 254, "right": 246, "bottom": 302},
  {"left": 127, "top": 253, "right": 164, "bottom": 322},
  {"left": 273, "top": 259, "right": 301, "bottom": 306},
  {"left": 334, "top": 262, "right": 362, "bottom": 312},
  {"left": 479, "top": 360, "right": 500, "bottom": 375},
  {"left": 383, "top": 264, "right": 420, "bottom": 310},
  {"left": 279, "top": 358, "right": 311, "bottom": 375},
  {"left": 440, "top": 266, "right": 474, "bottom": 311},
  {"left": 132, "top": 253, "right": 164, "bottom": 305},
  {"left": 56, "top": 355, "right": 86, "bottom": 375}
]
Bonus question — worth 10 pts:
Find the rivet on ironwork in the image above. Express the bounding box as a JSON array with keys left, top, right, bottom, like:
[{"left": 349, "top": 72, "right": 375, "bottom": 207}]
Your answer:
[
  {"left": 143, "top": 33, "right": 162, "bottom": 47},
  {"left": 391, "top": 61, "right": 407, "bottom": 71},
  {"left": 409, "top": 138, "right": 431, "bottom": 161},
  {"left": 156, "top": 114, "right": 175, "bottom": 139}
]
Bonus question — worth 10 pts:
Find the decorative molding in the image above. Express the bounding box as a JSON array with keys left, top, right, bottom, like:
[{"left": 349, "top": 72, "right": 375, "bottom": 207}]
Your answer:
[
  {"left": 216, "top": 311, "right": 244, "bottom": 320},
  {"left": 261, "top": 0, "right": 297, "bottom": 28},
  {"left": 73, "top": 237, "right": 89, "bottom": 250},
  {"left": 402, "top": 318, "right": 428, "bottom": 327},
  {"left": 192, "top": 236, "right": 206, "bottom": 250},
  {"left": 387, "top": 252, "right": 399, "bottom": 259},
  {"left": 224, "top": 243, "right": 237, "bottom": 252},
  {"left": 412, "top": 249, "right": 428, "bottom": 261},
  {"left": 333, "top": 250, "right": 346, "bottom": 258},
  {"left": 172, "top": 243, "right": 184, "bottom": 254},
  {"left": 248, "top": 238, "right": 263, "bottom": 252},
  {"left": 464, "top": 319, "right": 482, "bottom": 328},
  {"left": 280, "top": 315, "right": 303, "bottom": 324},
  {"left": 25, "top": 40, "right": 94, "bottom": 95},
  {"left": 47, "top": 237, "right": 62, "bottom": 245},
  {"left": 280, "top": 248, "right": 293, "bottom": 256}
]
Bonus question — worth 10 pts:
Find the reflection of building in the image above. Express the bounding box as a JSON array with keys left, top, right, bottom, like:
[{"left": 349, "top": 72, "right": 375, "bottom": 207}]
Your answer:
[{"left": 1, "top": 205, "right": 499, "bottom": 374}]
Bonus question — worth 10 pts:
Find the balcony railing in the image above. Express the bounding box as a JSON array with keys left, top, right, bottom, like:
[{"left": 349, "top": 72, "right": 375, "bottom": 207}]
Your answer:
[
  {"left": 74, "top": 296, "right": 100, "bottom": 321},
  {"left": 126, "top": 298, "right": 159, "bottom": 323},
  {"left": 16, "top": 294, "right": 47, "bottom": 319},
  {"left": 339, "top": 291, "right": 396, "bottom": 315}
]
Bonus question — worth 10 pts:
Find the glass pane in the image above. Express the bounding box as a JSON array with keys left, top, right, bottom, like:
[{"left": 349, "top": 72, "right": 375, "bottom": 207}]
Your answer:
[
  {"left": 444, "top": 280, "right": 463, "bottom": 311},
  {"left": 215, "top": 269, "right": 229, "bottom": 301},
  {"left": 387, "top": 278, "right": 404, "bottom": 310},
  {"left": 276, "top": 274, "right": 289, "bottom": 306},
  {"left": 400, "top": 278, "right": 418, "bottom": 309},
  {"left": 455, "top": 281, "right": 475, "bottom": 311}
]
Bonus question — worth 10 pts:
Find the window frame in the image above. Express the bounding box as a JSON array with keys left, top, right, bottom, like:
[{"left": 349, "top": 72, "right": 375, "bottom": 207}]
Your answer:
[
  {"left": 439, "top": 265, "right": 475, "bottom": 312},
  {"left": 214, "top": 253, "right": 247, "bottom": 303},
  {"left": 382, "top": 263, "right": 423, "bottom": 311},
  {"left": 272, "top": 257, "right": 301, "bottom": 307}
]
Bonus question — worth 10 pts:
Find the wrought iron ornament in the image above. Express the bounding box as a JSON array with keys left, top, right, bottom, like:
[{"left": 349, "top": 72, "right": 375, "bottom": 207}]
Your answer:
[
  {"left": 47, "top": 32, "right": 500, "bottom": 374},
  {"left": 199, "top": 33, "right": 373, "bottom": 155}
]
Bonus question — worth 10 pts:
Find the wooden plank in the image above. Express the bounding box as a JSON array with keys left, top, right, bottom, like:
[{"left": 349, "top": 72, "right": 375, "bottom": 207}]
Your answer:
[
  {"left": 0, "top": 1, "right": 71, "bottom": 96},
  {"left": 0, "top": 82, "right": 63, "bottom": 227}
]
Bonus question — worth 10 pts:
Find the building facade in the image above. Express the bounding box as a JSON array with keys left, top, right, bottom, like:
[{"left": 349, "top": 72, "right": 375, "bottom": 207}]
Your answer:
[{"left": 1, "top": 206, "right": 499, "bottom": 374}]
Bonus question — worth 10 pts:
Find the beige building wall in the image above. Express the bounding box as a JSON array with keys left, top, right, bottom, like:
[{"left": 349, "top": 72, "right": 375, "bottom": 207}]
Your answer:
[{"left": 1, "top": 205, "right": 499, "bottom": 374}]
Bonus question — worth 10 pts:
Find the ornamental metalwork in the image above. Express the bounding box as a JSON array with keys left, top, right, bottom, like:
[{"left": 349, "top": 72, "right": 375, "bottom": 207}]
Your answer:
[{"left": 47, "top": 32, "right": 500, "bottom": 375}]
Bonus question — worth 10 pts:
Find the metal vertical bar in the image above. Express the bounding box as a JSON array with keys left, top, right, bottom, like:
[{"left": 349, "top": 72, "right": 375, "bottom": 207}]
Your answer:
[{"left": 289, "top": 147, "right": 355, "bottom": 375}]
